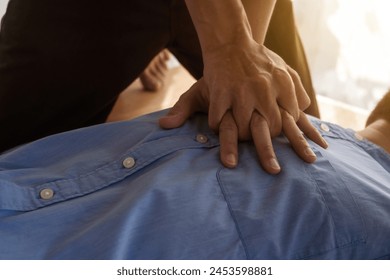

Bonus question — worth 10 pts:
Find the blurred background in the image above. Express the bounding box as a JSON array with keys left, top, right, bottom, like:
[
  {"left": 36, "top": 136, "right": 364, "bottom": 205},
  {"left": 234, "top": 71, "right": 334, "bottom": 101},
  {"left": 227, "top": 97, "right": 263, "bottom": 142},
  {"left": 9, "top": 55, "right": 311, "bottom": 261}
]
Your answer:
[
  {"left": 0, "top": 1, "right": 5, "bottom": 16},
  {"left": 1, "top": 0, "right": 389, "bottom": 129},
  {"left": 294, "top": 0, "right": 390, "bottom": 126}
]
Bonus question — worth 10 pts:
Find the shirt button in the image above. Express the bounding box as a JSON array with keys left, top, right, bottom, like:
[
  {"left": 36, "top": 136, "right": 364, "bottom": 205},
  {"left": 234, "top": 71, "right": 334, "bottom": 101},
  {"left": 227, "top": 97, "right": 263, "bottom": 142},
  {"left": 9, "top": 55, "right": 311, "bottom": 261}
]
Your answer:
[
  {"left": 354, "top": 132, "right": 364, "bottom": 141},
  {"left": 39, "top": 188, "right": 54, "bottom": 200},
  {"left": 123, "top": 157, "right": 136, "bottom": 169},
  {"left": 196, "top": 134, "right": 208, "bottom": 144},
  {"left": 320, "top": 123, "right": 330, "bottom": 132}
]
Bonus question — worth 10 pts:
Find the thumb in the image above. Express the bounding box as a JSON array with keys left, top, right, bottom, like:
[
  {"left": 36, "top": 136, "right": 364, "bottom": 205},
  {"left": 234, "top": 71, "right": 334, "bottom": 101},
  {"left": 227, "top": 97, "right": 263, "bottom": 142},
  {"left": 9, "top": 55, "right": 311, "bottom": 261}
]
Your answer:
[
  {"left": 159, "top": 102, "right": 190, "bottom": 129},
  {"left": 159, "top": 81, "right": 206, "bottom": 129}
]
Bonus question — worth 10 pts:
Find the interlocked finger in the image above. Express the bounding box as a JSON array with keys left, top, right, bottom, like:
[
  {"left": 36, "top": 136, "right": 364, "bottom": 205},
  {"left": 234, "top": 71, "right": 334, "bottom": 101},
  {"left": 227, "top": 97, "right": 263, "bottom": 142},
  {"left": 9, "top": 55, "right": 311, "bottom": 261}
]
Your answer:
[
  {"left": 287, "top": 66, "right": 310, "bottom": 111},
  {"left": 219, "top": 110, "right": 239, "bottom": 168},
  {"left": 250, "top": 111, "right": 281, "bottom": 174},
  {"left": 280, "top": 109, "right": 317, "bottom": 163}
]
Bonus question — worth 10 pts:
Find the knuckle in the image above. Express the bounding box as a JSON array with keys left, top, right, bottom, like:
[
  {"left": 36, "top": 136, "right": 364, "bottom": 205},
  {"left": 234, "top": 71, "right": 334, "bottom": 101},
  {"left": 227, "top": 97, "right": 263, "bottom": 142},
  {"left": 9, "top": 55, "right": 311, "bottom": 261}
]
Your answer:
[
  {"left": 283, "top": 107, "right": 299, "bottom": 122},
  {"left": 290, "top": 131, "right": 309, "bottom": 148},
  {"left": 272, "top": 67, "right": 288, "bottom": 78},
  {"left": 297, "top": 133, "right": 308, "bottom": 144},
  {"left": 259, "top": 143, "right": 274, "bottom": 156},
  {"left": 300, "top": 95, "right": 311, "bottom": 109},
  {"left": 281, "top": 109, "right": 294, "bottom": 121},
  {"left": 304, "top": 127, "right": 320, "bottom": 139},
  {"left": 171, "top": 96, "right": 184, "bottom": 110},
  {"left": 258, "top": 75, "right": 272, "bottom": 90},
  {"left": 274, "top": 69, "right": 293, "bottom": 88},
  {"left": 287, "top": 66, "right": 300, "bottom": 78}
]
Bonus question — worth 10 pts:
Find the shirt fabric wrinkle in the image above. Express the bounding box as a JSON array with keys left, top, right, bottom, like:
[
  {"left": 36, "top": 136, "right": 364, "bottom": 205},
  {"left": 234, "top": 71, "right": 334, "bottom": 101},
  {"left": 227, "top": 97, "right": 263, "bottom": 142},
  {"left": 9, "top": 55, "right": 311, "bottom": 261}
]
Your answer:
[{"left": 0, "top": 110, "right": 389, "bottom": 259}]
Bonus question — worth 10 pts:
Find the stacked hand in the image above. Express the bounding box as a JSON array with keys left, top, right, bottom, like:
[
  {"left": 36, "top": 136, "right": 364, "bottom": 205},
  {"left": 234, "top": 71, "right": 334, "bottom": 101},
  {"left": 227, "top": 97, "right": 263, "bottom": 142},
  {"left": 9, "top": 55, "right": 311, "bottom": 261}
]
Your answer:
[{"left": 160, "top": 40, "right": 328, "bottom": 174}]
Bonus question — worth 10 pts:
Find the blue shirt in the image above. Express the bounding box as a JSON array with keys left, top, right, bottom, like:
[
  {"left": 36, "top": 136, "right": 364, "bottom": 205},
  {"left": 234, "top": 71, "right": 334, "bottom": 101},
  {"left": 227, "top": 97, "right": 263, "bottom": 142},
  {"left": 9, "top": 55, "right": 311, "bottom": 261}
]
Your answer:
[{"left": 0, "top": 110, "right": 389, "bottom": 259}]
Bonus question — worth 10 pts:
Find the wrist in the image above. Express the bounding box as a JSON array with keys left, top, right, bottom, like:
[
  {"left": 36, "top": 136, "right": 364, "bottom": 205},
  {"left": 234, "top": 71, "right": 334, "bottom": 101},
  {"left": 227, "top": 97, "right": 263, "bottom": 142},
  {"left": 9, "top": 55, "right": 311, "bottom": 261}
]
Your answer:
[
  {"left": 200, "top": 21, "right": 254, "bottom": 55},
  {"left": 202, "top": 38, "right": 259, "bottom": 67},
  {"left": 185, "top": 0, "right": 254, "bottom": 57}
]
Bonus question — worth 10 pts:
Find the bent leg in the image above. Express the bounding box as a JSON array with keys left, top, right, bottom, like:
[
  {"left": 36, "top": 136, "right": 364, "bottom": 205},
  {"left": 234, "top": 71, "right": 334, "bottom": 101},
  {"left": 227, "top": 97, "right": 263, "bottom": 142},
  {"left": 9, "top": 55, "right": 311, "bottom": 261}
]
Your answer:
[{"left": 139, "top": 50, "right": 170, "bottom": 91}]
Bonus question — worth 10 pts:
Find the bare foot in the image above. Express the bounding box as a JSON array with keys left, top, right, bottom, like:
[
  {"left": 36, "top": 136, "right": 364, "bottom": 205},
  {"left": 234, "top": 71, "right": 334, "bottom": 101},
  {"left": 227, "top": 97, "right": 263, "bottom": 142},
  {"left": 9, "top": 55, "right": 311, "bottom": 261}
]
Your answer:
[{"left": 140, "top": 50, "right": 170, "bottom": 91}]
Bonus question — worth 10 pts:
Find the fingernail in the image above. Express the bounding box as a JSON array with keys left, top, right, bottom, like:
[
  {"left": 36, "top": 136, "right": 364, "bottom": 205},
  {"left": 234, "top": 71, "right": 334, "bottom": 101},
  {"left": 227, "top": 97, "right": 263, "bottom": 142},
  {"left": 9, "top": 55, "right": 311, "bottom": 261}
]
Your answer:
[
  {"left": 226, "top": 153, "right": 237, "bottom": 167},
  {"left": 321, "top": 138, "right": 329, "bottom": 149},
  {"left": 269, "top": 158, "right": 280, "bottom": 170},
  {"left": 305, "top": 147, "right": 316, "bottom": 158}
]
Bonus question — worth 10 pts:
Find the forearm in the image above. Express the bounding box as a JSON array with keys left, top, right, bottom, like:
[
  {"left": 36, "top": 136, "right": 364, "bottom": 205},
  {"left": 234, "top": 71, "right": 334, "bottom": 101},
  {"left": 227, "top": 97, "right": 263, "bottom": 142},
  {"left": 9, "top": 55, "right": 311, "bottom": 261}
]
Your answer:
[
  {"left": 184, "top": 0, "right": 253, "bottom": 56},
  {"left": 241, "top": 0, "right": 276, "bottom": 44},
  {"left": 185, "top": 0, "right": 276, "bottom": 54}
]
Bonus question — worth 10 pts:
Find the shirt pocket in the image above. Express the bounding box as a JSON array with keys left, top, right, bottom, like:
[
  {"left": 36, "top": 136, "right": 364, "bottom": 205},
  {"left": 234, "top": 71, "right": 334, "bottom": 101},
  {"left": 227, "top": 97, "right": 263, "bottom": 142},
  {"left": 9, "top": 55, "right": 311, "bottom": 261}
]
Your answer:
[{"left": 217, "top": 146, "right": 366, "bottom": 259}]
